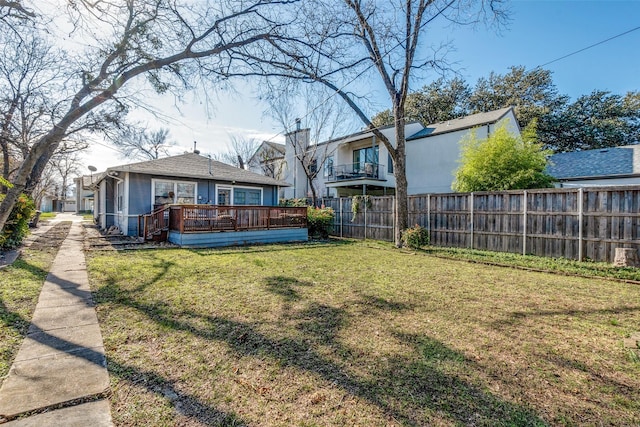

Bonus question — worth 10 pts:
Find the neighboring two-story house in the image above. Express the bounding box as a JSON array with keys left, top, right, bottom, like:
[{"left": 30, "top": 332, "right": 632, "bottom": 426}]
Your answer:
[{"left": 249, "top": 107, "right": 519, "bottom": 199}]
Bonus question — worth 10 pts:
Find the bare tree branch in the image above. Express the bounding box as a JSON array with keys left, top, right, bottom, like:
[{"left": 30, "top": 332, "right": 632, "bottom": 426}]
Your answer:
[{"left": 0, "top": 0, "right": 300, "bottom": 231}]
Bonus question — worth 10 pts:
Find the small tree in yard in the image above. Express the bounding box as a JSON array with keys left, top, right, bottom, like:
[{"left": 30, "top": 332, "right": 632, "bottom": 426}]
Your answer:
[{"left": 452, "top": 121, "right": 554, "bottom": 192}]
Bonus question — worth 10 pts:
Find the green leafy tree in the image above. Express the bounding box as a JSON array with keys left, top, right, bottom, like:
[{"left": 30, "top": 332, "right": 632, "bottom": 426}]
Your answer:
[
  {"left": 371, "top": 77, "right": 471, "bottom": 127},
  {"left": 452, "top": 121, "right": 554, "bottom": 192},
  {"left": 539, "top": 90, "right": 640, "bottom": 152},
  {"left": 468, "top": 65, "right": 568, "bottom": 130}
]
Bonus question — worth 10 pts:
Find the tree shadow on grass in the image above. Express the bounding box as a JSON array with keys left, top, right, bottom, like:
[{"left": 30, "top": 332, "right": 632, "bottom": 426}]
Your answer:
[
  {"left": 106, "top": 357, "right": 247, "bottom": 426},
  {"left": 185, "top": 239, "right": 356, "bottom": 257},
  {"left": 355, "top": 294, "right": 415, "bottom": 313},
  {"left": 0, "top": 295, "right": 248, "bottom": 425},
  {"left": 93, "top": 280, "right": 549, "bottom": 426},
  {"left": 263, "top": 276, "right": 314, "bottom": 302},
  {"left": 491, "top": 305, "right": 640, "bottom": 330},
  {"left": 387, "top": 332, "right": 545, "bottom": 426}
]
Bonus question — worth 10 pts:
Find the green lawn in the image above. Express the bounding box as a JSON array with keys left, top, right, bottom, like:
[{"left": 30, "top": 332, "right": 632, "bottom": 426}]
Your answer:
[
  {"left": 38, "top": 212, "right": 57, "bottom": 220},
  {"left": 0, "top": 223, "right": 71, "bottom": 378},
  {"left": 86, "top": 241, "right": 640, "bottom": 426}
]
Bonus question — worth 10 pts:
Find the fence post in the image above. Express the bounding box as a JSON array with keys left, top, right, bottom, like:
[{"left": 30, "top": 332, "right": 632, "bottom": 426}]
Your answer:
[
  {"left": 392, "top": 196, "right": 395, "bottom": 242},
  {"left": 364, "top": 197, "right": 368, "bottom": 240},
  {"left": 522, "top": 190, "right": 527, "bottom": 255},
  {"left": 340, "top": 198, "right": 343, "bottom": 238},
  {"left": 578, "top": 188, "right": 584, "bottom": 262},
  {"left": 427, "top": 194, "right": 431, "bottom": 241},
  {"left": 469, "top": 192, "right": 474, "bottom": 249}
]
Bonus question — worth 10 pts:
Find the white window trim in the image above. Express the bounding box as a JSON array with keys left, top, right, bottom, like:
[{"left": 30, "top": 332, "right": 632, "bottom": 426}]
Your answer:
[
  {"left": 216, "top": 185, "right": 232, "bottom": 205},
  {"left": 233, "top": 185, "right": 263, "bottom": 206},
  {"left": 116, "top": 180, "right": 124, "bottom": 213},
  {"left": 151, "top": 178, "right": 198, "bottom": 205},
  {"left": 215, "top": 184, "right": 264, "bottom": 205}
]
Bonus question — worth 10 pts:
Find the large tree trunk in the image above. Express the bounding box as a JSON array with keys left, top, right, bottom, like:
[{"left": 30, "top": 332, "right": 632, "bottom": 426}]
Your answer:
[
  {"left": 25, "top": 143, "right": 57, "bottom": 195},
  {"left": 0, "top": 130, "right": 63, "bottom": 229},
  {"left": 393, "top": 111, "right": 408, "bottom": 247},
  {"left": 309, "top": 178, "right": 317, "bottom": 207}
]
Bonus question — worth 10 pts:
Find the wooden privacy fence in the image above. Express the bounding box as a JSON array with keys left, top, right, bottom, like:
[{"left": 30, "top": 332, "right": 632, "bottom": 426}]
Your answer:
[{"left": 320, "top": 186, "right": 640, "bottom": 263}]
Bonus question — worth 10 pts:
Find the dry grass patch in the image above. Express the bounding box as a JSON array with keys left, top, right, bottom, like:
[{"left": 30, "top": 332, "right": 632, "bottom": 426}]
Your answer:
[{"left": 87, "top": 241, "right": 640, "bottom": 426}]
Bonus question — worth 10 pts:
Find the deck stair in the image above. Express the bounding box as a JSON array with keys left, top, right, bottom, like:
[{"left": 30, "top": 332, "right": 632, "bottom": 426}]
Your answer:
[{"left": 138, "top": 206, "right": 170, "bottom": 242}]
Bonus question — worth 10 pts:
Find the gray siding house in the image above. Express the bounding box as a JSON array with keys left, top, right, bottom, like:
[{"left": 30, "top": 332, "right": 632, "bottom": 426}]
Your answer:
[{"left": 93, "top": 153, "right": 289, "bottom": 236}]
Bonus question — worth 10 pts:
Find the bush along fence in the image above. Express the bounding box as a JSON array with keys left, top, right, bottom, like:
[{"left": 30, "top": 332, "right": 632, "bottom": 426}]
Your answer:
[{"left": 320, "top": 186, "right": 640, "bottom": 263}]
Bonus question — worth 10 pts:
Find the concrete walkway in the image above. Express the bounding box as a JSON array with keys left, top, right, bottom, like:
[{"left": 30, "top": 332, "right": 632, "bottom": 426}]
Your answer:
[{"left": 0, "top": 213, "right": 113, "bottom": 426}]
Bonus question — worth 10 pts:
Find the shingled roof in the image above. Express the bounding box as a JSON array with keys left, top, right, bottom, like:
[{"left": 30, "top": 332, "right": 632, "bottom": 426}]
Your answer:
[
  {"left": 407, "top": 107, "right": 515, "bottom": 140},
  {"left": 547, "top": 145, "right": 640, "bottom": 180},
  {"left": 263, "top": 141, "right": 285, "bottom": 156},
  {"left": 105, "top": 153, "right": 289, "bottom": 186}
]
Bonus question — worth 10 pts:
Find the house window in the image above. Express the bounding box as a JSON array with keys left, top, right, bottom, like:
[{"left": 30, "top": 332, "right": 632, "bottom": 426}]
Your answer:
[
  {"left": 234, "top": 188, "right": 262, "bottom": 205},
  {"left": 324, "top": 156, "right": 334, "bottom": 178},
  {"left": 116, "top": 181, "right": 124, "bottom": 212},
  {"left": 388, "top": 153, "right": 394, "bottom": 174},
  {"left": 176, "top": 183, "right": 195, "bottom": 204},
  {"left": 353, "top": 146, "right": 379, "bottom": 171},
  {"left": 309, "top": 158, "right": 318, "bottom": 174},
  {"left": 153, "top": 180, "right": 196, "bottom": 205}
]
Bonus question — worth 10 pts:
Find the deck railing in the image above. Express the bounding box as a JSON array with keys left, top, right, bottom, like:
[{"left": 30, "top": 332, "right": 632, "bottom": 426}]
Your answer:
[
  {"left": 138, "top": 205, "right": 170, "bottom": 240},
  {"left": 168, "top": 205, "right": 307, "bottom": 233}
]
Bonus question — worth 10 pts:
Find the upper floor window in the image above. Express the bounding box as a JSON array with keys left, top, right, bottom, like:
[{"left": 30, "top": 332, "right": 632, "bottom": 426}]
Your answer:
[
  {"left": 388, "top": 153, "right": 394, "bottom": 174},
  {"left": 353, "top": 146, "right": 379, "bottom": 171},
  {"left": 324, "top": 156, "right": 334, "bottom": 178},
  {"left": 309, "top": 158, "right": 318, "bottom": 174}
]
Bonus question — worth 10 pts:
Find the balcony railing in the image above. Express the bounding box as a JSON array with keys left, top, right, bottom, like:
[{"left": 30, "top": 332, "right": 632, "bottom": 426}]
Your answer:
[{"left": 326, "top": 162, "right": 386, "bottom": 182}]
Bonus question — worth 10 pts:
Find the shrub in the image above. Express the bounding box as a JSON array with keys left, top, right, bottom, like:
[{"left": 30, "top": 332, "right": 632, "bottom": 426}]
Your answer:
[
  {"left": 0, "top": 193, "right": 36, "bottom": 250},
  {"left": 402, "top": 224, "right": 429, "bottom": 249},
  {"left": 279, "top": 198, "right": 308, "bottom": 207},
  {"left": 307, "top": 206, "right": 334, "bottom": 239}
]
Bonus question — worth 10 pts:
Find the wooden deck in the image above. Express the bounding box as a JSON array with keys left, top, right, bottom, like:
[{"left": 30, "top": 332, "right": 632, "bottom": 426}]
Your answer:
[{"left": 139, "top": 205, "right": 308, "bottom": 247}]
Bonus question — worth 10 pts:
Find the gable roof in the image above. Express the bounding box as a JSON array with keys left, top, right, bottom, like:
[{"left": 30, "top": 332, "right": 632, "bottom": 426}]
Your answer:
[
  {"left": 263, "top": 141, "right": 285, "bottom": 155},
  {"left": 104, "top": 153, "right": 289, "bottom": 186},
  {"left": 323, "top": 121, "right": 423, "bottom": 146},
  {"left": 407, "top": 107, "right": 515, "bottom": 140},
  {"left": 249, "top": 141, "right": 286, "bottom": 165},
  {"left": 78, "top": 172, "right": 106, "bottom": 189},
  {"left": 547, "top": 145, "right": 640, "bottom": 180}
]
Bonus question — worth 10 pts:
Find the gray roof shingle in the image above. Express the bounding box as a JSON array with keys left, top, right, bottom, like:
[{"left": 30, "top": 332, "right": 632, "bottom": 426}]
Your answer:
[
  {"left": 106, "top": 153, "right": 289, "bottom": 186},
  {"left": 407, "top": 107, "right": 514, "bottom": 140},
  {"left": 547, "top": 145, "right": 640, "bottom": 179}
]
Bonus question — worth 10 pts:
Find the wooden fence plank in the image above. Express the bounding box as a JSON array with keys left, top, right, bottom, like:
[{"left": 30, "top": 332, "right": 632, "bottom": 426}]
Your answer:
[{"left": 322, "top": 186, "right": 640, "bottom": 262}]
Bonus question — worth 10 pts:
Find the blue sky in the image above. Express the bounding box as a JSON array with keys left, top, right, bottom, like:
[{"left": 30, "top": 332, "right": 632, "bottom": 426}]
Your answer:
[
  {"left": 84, "top": 0, "right": 640, "bottom": 171},
  {"left": 438, "top": 0, "right": 640, "bottom": 99}
]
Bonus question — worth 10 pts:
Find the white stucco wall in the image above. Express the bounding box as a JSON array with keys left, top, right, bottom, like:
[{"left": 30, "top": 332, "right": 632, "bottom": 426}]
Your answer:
[
  {"left": 278, "top": 114, "right": 522, "bottom": 198},
  {"left": 406, "top": 113, "right": 519, "bottom": 195}
]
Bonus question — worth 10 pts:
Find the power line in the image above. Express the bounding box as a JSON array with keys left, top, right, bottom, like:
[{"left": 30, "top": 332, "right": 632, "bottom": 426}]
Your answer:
[{"left": 539, "top": 25, "right": 640, "bottom": 68}]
